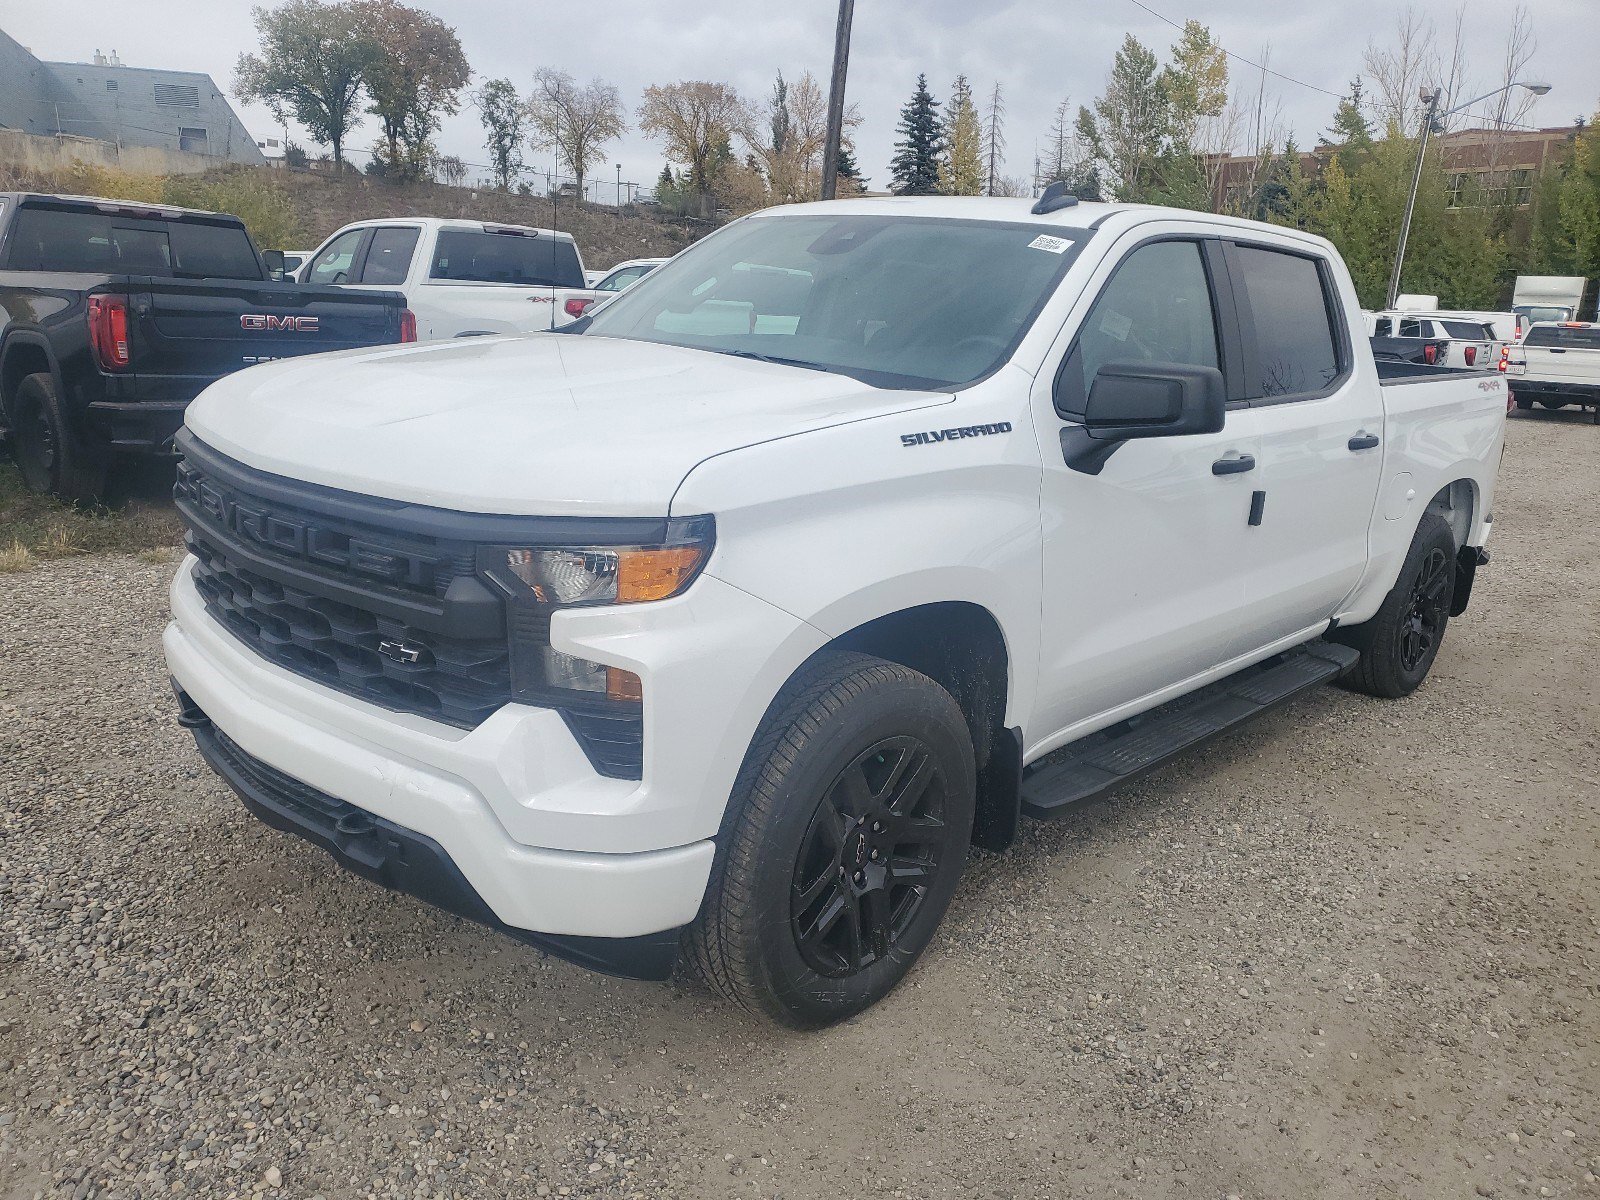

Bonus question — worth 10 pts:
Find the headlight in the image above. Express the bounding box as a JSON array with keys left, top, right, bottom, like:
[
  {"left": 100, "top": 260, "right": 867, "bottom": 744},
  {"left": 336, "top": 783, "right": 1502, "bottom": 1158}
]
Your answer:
[{"left": 478, "top": 517, "right": 714, "bottom": 708}]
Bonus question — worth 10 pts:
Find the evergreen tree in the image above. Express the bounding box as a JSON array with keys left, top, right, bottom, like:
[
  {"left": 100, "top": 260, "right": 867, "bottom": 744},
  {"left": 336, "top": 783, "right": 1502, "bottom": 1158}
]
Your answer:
[
  {"left": 835, "top": 143, "right": 869, "bottom": 195},
  {"left": 890, "top": 74, "right": 944, "bottom": 195},
  {"left": 938, "top": 76, "right": 984, "bottom": 195},
  {"left": 1327, "top": 77, "right": 1375, "bottom": 172}
]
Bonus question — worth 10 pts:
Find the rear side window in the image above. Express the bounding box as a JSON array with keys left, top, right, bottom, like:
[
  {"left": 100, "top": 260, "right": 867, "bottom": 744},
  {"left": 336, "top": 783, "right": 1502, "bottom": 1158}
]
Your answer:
[
  {"left": 1056, "top": 239, "right": 1220, "bottom": 416},
  {"left": 1523, "top": 325, "right": 1600, "bottom": 349},
  {"left": 359, "top": 226, "right": 419, "bottom": 285},
  {"left": 3, "top": 206, "right": 262, "bottom": 279},
  {"left": 1233, "top": 245, "right": 1342, "bottom": 398},
  {"left": 429, "top": 230, "right": 583, "bottom": 287}
]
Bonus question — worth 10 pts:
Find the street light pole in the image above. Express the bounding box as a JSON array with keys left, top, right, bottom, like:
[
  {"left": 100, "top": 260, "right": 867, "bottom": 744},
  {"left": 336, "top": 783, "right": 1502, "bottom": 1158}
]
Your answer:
[
  {"left": 819, "top": 0, "right": 856, "bottom": 200},
  {"left": 1386, "top": 79, "right": 1552, "bottom": 309}
]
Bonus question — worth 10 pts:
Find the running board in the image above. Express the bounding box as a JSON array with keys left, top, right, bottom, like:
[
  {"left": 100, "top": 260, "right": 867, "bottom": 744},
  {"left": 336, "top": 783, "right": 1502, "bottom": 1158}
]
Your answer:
[{"left": 1020, "top": 640, "right": 1360, "bottom": 819}]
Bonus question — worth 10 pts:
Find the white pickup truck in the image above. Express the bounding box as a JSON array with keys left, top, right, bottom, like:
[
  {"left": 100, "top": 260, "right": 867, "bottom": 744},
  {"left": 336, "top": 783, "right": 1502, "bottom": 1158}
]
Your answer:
[
  {"left": 1505, "top": 321, "right": 1600, "bottom": 422},
  {"left": 297, "top": 217, "right": 602, "bottom": 339},
  {"left": 164, "top": 192, "right": 1507, "bottom": 1028}
]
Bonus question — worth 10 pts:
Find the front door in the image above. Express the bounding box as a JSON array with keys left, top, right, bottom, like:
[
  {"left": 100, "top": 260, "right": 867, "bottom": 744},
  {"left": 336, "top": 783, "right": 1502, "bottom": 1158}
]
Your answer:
[{"left": 1030, "top": 235, "right": 1268, "bottom": 746}]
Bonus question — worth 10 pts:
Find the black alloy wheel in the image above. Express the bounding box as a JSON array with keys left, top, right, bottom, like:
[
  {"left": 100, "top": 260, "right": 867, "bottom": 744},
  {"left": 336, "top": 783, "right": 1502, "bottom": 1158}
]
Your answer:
[
  {"left": 1396, "top": 545, "right": 1451, "bottom": 675},
  {"left": 791, "top": 736, "right": 954, "bottom": 978}
]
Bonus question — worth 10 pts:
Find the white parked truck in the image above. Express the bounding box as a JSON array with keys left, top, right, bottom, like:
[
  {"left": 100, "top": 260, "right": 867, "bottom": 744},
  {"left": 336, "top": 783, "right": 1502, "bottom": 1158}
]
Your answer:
[
  {"left": 1512, "top": 275, "right": 1589, "bottom": 334},
  {"left": 1505, "top": 321, "right": 1600, "bottom": 422},
  {"left": 164, "top": 192, "right": 1508, "bottom": 1027},
  {"left": 297, "top": 217, "right": 603, "bottom": 339}
]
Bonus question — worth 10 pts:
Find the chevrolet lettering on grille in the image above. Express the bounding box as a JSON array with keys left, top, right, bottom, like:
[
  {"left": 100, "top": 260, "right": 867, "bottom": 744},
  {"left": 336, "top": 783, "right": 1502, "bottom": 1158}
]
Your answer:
[{"left": 177, "top": 463, "right": 436, "bottom": 588}]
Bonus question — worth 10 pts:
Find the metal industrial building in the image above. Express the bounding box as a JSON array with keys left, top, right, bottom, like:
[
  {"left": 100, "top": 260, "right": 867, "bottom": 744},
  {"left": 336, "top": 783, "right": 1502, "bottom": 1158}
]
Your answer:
[{"left": 0, "top": 29, "right": 264, "bottom": 165}]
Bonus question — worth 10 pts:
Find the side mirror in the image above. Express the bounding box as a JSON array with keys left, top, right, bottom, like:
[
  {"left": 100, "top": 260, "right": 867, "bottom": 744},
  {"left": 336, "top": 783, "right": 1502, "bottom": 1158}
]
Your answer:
[
  {"left": 262, "top": 249, "right": 286, "bottom": 281},
  {"left": 1061, "top": 360, "right": 1226, "bottom": 475}
]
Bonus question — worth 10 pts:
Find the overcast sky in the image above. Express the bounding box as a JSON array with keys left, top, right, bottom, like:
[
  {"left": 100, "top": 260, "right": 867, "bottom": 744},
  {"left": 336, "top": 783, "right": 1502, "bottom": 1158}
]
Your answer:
[{"left": 6, "top": 0, "right": 1597, "bottom": 198}]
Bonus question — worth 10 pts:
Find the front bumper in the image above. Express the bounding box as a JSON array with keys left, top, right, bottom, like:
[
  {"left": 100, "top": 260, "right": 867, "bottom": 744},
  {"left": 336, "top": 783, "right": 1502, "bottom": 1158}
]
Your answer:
[
  {"left": 164, "top": 556, "right": 826, "bottom": 947},
  {"left": 179, "top": 701, "right": 682, "bottom": 979}
]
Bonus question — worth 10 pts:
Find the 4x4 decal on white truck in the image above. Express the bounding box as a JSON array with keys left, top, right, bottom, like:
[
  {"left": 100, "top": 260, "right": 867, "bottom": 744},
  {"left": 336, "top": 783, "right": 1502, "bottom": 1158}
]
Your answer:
[{"left": 901, "top": 422, "right": 1013, "bottom": 447}]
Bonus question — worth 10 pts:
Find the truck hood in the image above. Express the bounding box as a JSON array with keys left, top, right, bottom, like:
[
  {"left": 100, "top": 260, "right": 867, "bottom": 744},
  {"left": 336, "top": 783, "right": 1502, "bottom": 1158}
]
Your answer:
[{"left": 185, "top": 333, "right": 950, "bottom": 515}]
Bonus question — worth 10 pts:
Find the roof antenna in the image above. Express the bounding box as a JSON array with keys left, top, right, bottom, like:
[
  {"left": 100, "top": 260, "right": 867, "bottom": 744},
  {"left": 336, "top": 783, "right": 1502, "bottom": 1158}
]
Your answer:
[{"left": 1031, "top": 180, "right": 1079, "bottom": 216}]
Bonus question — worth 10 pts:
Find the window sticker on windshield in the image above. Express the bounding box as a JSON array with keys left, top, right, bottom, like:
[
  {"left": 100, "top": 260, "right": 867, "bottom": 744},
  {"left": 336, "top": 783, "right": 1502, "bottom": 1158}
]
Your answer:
[
  {"left": 1099, "top": 310, "right": 1133, "bottom": 341},
  {"left": 1028, "top": 233, "right": 1071, "bottom": 254}
]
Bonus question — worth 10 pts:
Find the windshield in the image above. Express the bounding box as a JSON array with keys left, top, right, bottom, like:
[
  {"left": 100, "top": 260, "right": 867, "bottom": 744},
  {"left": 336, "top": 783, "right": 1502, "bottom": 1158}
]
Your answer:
[
  {"left": 579, "top": 213, "right": 1088, "bottom": 389},
  {"left": 428, "top": 230, "right": 583, "bottom": 287},
  {"left": 1517, "top": 305, "right": 1572, "bottom": 324}
]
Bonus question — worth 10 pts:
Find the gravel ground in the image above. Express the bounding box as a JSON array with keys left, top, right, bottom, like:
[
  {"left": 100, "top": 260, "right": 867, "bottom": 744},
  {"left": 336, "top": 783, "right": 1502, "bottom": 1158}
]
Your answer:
[{"left": 1, "top": 412, "right": 1597, "bottom": 1200}]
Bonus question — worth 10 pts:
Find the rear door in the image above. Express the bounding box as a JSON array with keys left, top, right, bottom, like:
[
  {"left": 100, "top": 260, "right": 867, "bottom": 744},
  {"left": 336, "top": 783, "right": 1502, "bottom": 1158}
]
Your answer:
[{"left": 1223, "top": 239, "right": 1384, "bottom": 640}]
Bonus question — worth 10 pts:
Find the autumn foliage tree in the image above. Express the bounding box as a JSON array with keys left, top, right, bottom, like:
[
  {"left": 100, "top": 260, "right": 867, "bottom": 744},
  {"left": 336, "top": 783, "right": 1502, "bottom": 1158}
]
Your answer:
[
  {"left": 235, "top": 0, "right": 376, "bottom": 170},
  {"left": 353, "top": 0, "right": 469, "bottom": 180},
  {"left": 473, "top": 78, "right": 528, "bottom": 189},
  {"left": 527, "top": 68, "right": 627, "bottom": 200},
  {"left": 640, "top": 81, "right": 751, "bottom": 216}
]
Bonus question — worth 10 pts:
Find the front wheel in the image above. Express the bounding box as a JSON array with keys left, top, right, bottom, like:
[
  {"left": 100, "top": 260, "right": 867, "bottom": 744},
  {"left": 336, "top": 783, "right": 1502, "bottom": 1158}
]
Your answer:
[
  {"left": 684, "top": 653, "right": 975, "bottom": 1028},
  {"left": 1332, "top": 512, "right": 1456, "bottom": 698}
]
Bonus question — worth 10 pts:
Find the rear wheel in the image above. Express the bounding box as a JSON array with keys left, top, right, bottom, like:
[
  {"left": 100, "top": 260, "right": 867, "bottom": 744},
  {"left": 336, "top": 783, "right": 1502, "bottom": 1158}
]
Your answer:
[
  {"left": 1514, "top": 397, "right": 1533, "bottom": 411},
  {"left": 1332, "top": 512, "right": 1456, "bottom": 698},
  {"left": 684, "top": 653, "right": 975, "bottom": 1028},
  {"left": 1538, "top": 399, "right": 1569, "bottom": 410},
  {"left": 9, "top": 372, "right": 105, "bottom": 505}
]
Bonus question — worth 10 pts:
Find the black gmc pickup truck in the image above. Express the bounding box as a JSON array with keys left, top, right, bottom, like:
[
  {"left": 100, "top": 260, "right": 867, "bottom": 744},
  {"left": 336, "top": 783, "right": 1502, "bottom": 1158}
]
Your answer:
[{"left": 0, "top": 192, "right": 413, "bottom": 502}]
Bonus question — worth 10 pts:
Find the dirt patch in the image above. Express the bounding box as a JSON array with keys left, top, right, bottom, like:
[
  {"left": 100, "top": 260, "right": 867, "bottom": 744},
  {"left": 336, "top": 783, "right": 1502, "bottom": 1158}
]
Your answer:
[{"left": 0, "top": 411, "right": 1596, "bottom": 1199}]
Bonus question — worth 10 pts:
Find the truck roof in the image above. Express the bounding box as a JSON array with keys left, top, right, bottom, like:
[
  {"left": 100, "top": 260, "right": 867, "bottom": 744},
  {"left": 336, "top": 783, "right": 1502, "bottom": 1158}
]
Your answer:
[
  {"left": 748, "top": 195, "right": 1340, "bottom": 250},
  {"left": 331, "top": 215, "right": 576, "bottom": 242},
  {"left": 0, "top": 192, "right": 233, "bottom": 222}
]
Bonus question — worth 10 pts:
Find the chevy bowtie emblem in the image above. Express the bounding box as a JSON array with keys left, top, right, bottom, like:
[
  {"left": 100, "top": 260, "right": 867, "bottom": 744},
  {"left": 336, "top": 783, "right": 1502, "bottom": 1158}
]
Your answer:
[{"left": 377, "top": 638, "right": 425, "bottom": 665}]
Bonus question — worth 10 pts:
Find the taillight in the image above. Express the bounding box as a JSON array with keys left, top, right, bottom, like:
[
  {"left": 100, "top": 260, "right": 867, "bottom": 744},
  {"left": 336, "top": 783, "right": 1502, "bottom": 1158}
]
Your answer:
[
  {"left": 1464, "top": 345, "right": 1477, "bottom": 367},
  {"left": 1498, "top": 345, "right": 1509, "bottom": 373},
  {"left": 87, "top": 294, "right": 131, "bottom": 371},
  {"left": 399, "top": 309, "right": 418, "bottom": 343},
  {"left": 1423, "top": 343, "right": 1438, "bottom": 365},
  {"left": 564, "top": 297, "right": 594, "bottom": 319}
]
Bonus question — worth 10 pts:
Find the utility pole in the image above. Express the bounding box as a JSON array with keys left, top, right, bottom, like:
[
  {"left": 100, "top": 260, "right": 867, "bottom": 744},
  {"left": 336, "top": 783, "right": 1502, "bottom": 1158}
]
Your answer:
[
  {"left": 1386, "top": 87, "right": 1440, "bottom": 311},
  {"left": 819, "top": 0, "right": 856, "bottom": 200}
]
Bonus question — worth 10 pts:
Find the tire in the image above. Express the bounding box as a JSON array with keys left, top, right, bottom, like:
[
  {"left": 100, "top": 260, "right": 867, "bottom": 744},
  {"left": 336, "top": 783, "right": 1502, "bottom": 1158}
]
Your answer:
[
  {"left": 684, "top": 652, "right": 976, "bottom": 1029},
  {"left": 1514, "top": 398, "right": 1533, "bottom": 410},
  {"left": 1332, "top": 512, "right": 1456, "bottom": 699},
  {"left": 9, "top": 372, "right": 105, "bottom": 505},
  {"left": 1537, "top": 399, "right": 1569, "bottom": 411}
]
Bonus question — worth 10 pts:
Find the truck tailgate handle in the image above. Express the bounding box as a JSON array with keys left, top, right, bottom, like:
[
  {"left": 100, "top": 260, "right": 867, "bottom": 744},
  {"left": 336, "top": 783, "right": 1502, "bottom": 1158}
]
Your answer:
[
  {"left": 1211, "top": 453, "right": 1256, "bottom": 476},
  {"left": 1348, "top": 433, "right": 1381, "bottom": 451}
]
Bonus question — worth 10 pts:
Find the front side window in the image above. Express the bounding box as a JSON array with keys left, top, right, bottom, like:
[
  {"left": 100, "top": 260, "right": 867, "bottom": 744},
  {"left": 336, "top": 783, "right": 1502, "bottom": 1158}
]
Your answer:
[
  {"left": 305, "top": 229, "right": 365, "bottom": 284},
  {"left": 429, "top": 230, "right": 584, "bottom": 287},
  {"left": 1234, "top": 245, "right": 1341, "bottom": 398},
  {"left": 1055, "top": 239, "right": 1219, "bottom": 415},
  {"left": 581, "top": 214, "right": 1089, "bottom": 390},
  {"left": 359, "top": 226, "right": 420, "bottom": 285}
]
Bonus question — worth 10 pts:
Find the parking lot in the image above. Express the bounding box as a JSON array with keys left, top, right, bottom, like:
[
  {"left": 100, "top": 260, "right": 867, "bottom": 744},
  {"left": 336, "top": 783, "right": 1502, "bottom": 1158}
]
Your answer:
[{"left": 1, "top": 410, "right": 1596, "bottom": 1200}]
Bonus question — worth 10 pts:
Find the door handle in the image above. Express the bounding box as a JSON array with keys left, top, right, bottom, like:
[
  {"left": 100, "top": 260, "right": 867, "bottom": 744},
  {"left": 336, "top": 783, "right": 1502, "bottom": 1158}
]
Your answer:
[
  {"left": 1348, "top": 433, "right": 1381, "bottom": 451},
  {"left": 1212, "top": 453, "right": 1256, "bottom": 476}
]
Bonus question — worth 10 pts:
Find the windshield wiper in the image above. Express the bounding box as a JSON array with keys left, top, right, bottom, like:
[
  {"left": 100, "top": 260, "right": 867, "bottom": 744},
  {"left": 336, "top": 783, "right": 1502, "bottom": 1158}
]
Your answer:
[{"left": 712, "top": 348, "right": 835, "bottom": 374}]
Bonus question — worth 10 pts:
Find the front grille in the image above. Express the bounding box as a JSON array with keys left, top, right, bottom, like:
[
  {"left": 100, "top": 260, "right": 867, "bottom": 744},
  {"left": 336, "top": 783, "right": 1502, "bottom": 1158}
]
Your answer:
[
  {"left": 191, "top": 535, "right": 512, "bottom": 727},
  {"left": 175, "top": 435, "right": 646, "bottom": 777}
]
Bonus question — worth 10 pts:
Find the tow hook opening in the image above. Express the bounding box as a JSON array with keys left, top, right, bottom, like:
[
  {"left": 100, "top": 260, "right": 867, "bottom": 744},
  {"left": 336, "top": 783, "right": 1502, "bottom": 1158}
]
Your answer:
[{"left": 172, "top": 685, "right": 211, "bottom": 730}]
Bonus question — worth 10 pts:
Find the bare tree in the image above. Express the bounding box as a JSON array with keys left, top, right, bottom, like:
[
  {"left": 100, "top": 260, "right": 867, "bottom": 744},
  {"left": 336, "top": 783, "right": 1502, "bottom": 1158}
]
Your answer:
[
  {"left": 983, "top": 82, "right": 1007, "bottom": 196},
  {"left": 1364, "top": 8, "right": 1438, "bottom": 132},
  {"left": 527, "top": 68, "right": 627, "bottom": 200}
]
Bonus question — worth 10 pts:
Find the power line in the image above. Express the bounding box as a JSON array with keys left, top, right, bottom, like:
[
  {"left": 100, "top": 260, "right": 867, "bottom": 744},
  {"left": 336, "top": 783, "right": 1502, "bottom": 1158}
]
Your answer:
[{"left": 1124, "top": 0, "right": 1551, "bottom": 134}]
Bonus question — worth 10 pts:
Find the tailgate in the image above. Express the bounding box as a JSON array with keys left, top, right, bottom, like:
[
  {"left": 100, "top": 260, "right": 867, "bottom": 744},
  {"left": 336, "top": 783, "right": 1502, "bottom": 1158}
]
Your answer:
[
  {"left": 1517, "top": 345, "right": 1600, "bottom": 385},
  {"left": 136, "top": 279, "right": 404, "bottom": 380}
]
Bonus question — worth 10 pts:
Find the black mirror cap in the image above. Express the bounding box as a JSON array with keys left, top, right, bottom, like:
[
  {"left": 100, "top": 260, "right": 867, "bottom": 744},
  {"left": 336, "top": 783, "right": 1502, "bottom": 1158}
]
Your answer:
[
  {"left": 261, "top": 248, "right": 286, "bottom": 280},
  {"left": 1083, "top": 361, "right": 1225, "bottom": 440}
]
